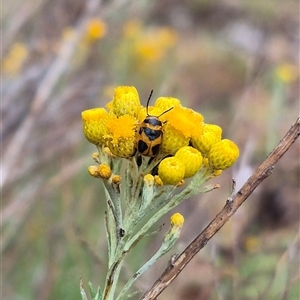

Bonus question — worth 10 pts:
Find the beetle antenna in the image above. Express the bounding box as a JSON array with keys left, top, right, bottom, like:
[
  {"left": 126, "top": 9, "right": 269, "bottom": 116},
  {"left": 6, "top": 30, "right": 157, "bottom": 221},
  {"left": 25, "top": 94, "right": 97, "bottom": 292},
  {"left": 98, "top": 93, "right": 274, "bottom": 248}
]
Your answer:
[
  {"left": 146, "top": 90, "right": 153, "bottom": 116},
  {"left": 158, "top": 106, "right": 174, "bottom": 118}
]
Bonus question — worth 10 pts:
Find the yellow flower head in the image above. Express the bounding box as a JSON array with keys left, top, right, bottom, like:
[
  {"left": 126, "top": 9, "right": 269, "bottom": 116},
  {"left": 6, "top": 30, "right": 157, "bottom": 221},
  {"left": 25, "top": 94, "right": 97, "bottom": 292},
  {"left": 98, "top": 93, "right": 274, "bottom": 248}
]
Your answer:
[
  {"left": 81, "top": 108, "right": 109, "bottom": 145},
  {"left": 154, "top": 97, "right": 181, "bottom": 113},
  {"left": 165, "top": 106, "right": 204, "bottom": 139},
  {"left": 105, "top": 114, "right": 137, "bottom": 157},
  {"left": 111, "top": 86, "right": 141, "bottom": 117},
  {"left": 160, "top": 107, "right": 203, "bottom": 155},
  {"left": 191, "top": 123, "right": 222, "bottom": 156},
  {"left": 158, "top": 157, "right": 185, "bottom": 185},
  {"left": 175, "top": 146, "right": 203, "bottom": 178},
  {"left": 170, "top": 213, "right": 184, "bottom": 227},
  {"left": 86, "top": 18, "right": 107, "bottom": 41},
  {"left": 208, "top": 139, "right": 239, "bottom": 170}
]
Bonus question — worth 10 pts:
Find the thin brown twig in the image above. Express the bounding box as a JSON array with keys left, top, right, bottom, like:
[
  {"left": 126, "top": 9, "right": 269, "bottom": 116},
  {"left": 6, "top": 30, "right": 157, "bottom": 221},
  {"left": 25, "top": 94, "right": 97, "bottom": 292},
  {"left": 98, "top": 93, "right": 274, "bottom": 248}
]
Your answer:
[{"left": 140, "top": 117, "right": 300, "bottom": 300}]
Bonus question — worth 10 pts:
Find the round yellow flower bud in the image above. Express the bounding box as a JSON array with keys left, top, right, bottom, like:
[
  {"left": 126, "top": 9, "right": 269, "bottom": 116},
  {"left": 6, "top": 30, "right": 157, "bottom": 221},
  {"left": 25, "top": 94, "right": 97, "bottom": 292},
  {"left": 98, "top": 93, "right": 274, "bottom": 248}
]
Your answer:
[
  {"left": 112, "top": 86, "right": 140, "bottom": 117},
  {"left": 164, "top": 106, "right": 204, "bottom": 139},
  {"left": 88, "top": 165, "right": 99, "bottom": 177},
  {"left": 191, "top": 124, "right": 222, "bottom": 156},
  {"left": 208, "top": 139, "right": 239, "bottom": 170},
  {"left": 98, "top": 164, "right": 112, "bottom": 179},
  {"left": 154, "top": 175, "right": 163, "bottom": 186},
  {"left": 176, "top": 179, "right": 185, "bottom": 187},
  {"left": 213, "top": 170, "right": 223, "bottom": 177},
  {"left": 112, "top": 175, "right": 121, "bottom": 184},
  {"left": 144, "top": 174, "right": 154, "bottom": 186},
  {"left": 170, "top": 213, "right": 184, "bottom": 227},
  {"left": 158, "top": 157, "right": 185, "bottom": 185},
  {"left": 103, "top": 147, "right": 113, "bottom": 156},
  {"left": 175, "top": 146, "right": 203, "bottom": 178},
  {"left": 92, "top": 152, "right": 99, "bottom": 159},
  {"left": 92, "top": 152, "right": 100, "bottom": 163}
]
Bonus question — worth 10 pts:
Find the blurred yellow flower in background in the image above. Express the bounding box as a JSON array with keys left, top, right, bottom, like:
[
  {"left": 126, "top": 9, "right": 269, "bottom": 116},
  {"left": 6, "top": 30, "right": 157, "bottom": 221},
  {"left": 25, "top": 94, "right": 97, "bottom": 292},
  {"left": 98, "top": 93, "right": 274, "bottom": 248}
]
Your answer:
[
  {"left": 86, "top": 18, "right": 107, "bottom": 41},
  {"left": 117, "top": 20, "right": 178, "bottom": 77},
  {"left": 3, "top": 42, "right": 28, "bottom": 76},
  {"left": 134, "top": 27, "right": 177, "bottom": 63},
  {"left": 123, "top": 19, "right": 141, "bottom": 38},
  {"left": 275, "top": 63, "right": 298, "bottom": 83}
]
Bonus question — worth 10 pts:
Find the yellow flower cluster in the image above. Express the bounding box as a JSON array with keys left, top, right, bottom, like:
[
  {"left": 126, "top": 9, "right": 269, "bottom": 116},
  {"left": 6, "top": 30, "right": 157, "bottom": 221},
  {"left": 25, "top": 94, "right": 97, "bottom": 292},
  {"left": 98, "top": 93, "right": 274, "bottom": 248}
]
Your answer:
[
  {"left": 88, "top": 163, "right": 112, "bottom": 179},
  {"left": 123, "top": 20, "right": 177, "bottom": 63},
  {"left": 82, "top": 86, "right": 239, "bottom": 184},
  {"left": 117, "top": 20, "right": 178, "bottom": 77}
]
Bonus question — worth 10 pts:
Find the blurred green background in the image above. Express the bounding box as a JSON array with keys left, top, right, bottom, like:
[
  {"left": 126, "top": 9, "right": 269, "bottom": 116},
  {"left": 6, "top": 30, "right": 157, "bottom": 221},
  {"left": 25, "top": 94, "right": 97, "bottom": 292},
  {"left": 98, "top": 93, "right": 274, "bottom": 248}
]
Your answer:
[{"left": 2, "top": 0, "right": 299, "bottom": 299}]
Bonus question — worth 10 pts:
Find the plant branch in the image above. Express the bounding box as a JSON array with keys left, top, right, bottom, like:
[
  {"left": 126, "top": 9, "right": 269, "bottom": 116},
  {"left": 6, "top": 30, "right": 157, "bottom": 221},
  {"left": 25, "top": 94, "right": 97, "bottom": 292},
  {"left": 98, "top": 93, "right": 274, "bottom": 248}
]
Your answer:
[{"left": 140, "top": 117, "right": 300, "bottom": 300}]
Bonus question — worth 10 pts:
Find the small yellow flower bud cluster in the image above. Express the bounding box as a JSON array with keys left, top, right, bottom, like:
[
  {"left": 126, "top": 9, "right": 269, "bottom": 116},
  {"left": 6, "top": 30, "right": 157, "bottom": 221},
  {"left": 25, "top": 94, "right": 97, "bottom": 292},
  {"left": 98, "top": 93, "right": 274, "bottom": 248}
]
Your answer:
[{"left": 88, "top": 164, "right": 112, "bottom": 179}]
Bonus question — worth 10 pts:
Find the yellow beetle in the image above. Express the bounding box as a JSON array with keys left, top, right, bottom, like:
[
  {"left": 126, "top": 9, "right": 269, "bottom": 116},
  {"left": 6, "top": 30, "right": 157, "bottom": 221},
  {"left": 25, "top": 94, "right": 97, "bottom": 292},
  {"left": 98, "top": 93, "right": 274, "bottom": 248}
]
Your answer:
[{"left": 136, "top": 90, "right": 173, "bottom": 157}]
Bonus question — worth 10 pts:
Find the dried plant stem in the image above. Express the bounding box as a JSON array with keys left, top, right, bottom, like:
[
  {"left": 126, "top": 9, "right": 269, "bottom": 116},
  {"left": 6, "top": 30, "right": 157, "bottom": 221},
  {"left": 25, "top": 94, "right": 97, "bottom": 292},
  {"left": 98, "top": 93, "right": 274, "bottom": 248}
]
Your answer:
[{"left": 140, "top": 117, "right": 300, "bottom": 300}]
